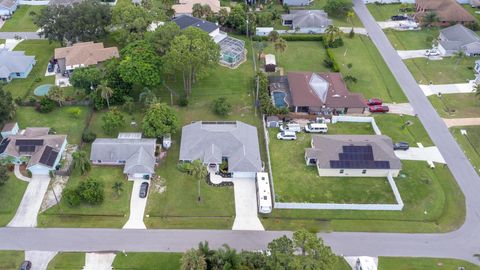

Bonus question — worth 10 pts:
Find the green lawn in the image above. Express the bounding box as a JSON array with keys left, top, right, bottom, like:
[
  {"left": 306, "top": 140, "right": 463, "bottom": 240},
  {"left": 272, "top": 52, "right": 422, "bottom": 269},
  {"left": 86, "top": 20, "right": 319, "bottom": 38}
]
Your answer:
[
  {"left": 4, "top": 40, "right": 58, "bottom": 99},
  {"left": 14, "top": 106, "right": 90, "bottom": 145},
  {"left": 462, "top": 4, "right": 480, "bottom": 23},
  {"left": 298, "top": 0, "right": 363, "bottom": 27},
  {"left": 89, "top": 107, "right": 144, "bottom": 139},
  {"left": 0, "top": 39, "right": 5, "bottom": 45},
  {"left": 0, "top": 174, "right": 28, "bottom": 227},
  {"left": 385, "top": 28, "right": 440, "bottom": 50},
  {"left": 0, "top": 6, "right": 44, "bottom": 32},
  {"left": 429, "top": 93, "right": 480, "bottom": 118},
  {"left": 451, "top": 126, "right": 480, "bottom": 175},
  {"left": 367, "top": 3, "right": 414, "bottom": 21},
  {"left": 264, "top": 41, "right": 328, "bottom": 72},
  {"left": 47, "top": 252, "right": 84, "bottom": 270},
  {"left": 378, "top": 257, "right": 480, "bottom": 270},
  {"left": 38, "top": 166, "right": 133, "bottom": 228},
  {"left": 0, "top": 251, "right": 24, "bottom": 270},
  {"left": 113, "top": 253, "right": 182, "bottom": 270},
  {"left": 405, "top": 57, "right": 478, "bottom": 84},
  {"left": 375, "top": 114, "right": 434, "bottom": 147}
]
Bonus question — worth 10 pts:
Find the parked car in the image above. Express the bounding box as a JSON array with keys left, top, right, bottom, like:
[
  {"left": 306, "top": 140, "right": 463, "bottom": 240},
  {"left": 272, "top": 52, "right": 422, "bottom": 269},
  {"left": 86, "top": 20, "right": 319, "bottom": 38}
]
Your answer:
[
  {"left": 277, "top": 131, "right": 297, "bottom": 140},
  {"left": 47, "top": 63, "right": 55, "bottom": 73},
  {"left": 425, "top": 49, "right": 440, "bottom": 57},
  {"left": 305, "top": 123, "right": 328, "bottom": 133},
  {"left": 162, "top": 134, "right": 171, "bottom": 150},
  {"left": 19, "top": 261, "right": 32, "bottom": 270},
  {"left": 279, "top": 122, "right": 302, "bottom": 132},
  {"left": 369, "top": 105, "right": 389, "bottom": 113},
  {"left": 139, "top": 182, "right": 149, "bottom": 198},
  {"left": 393, "top": 142, "right": 410, "bottom": 150},
  {"left": 391, "top": 15, "right": 407, "bottom": 21},
  {"left": 366, "top": 98, "right": 383, "bottom": 106}
]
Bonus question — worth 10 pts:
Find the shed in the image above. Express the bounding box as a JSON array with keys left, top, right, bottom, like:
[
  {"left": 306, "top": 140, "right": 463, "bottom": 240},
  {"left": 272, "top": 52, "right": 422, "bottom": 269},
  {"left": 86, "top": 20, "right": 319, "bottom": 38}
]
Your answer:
[
  {"left": 264, "top": 54, "right": 276, "bottom": 72},
  {"left": 266, "top": 116, "right": 281, "bottom": 128}
]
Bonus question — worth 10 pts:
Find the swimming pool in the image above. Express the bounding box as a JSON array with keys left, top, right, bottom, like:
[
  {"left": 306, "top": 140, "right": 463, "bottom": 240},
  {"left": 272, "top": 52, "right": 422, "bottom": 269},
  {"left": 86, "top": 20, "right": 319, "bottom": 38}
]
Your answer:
[
  {"left": 272, "top": 91, "right": 288, "bottom": 108},
  {"left": 33, "top": 84, "right": 54, "bottom": 96}
]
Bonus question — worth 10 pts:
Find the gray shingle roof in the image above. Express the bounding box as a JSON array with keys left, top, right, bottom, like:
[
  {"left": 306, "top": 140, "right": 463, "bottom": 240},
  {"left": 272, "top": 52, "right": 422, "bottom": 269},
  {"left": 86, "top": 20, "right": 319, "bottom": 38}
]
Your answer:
[
  {"left": 0, "top": 0, "right": 16, "bottom": 9},
  {"left": 281, "top": 10, "right": 332, "bottom": 29},
  {"left": 172, "top": 15, "right": 219, "bottom": 33},
  {"left": 440, "top": 24, "right": 480, "bottom": 47},
  {"left": 179, "top": 121, "right": 262, "bottom": 173},
  {"left": 0, "top": 49, "right": 35, "bottom": 79},
  {"left": 90, "top": 138, "right": 156, "bottom": 175}
]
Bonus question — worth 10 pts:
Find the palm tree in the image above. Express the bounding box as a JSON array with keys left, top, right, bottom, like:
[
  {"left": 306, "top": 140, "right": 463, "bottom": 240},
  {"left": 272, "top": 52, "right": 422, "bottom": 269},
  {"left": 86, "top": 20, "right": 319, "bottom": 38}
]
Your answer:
[
  {"left": 47, "top": 86, "right": 65, "bottom": 107},
  {"left": 346, "top": 11, "right": 355, "bottom": 27},
  {"left": 192, "top": 3, "right": 203, "bottom": 18},
  {"left": 274, "top": 38, "right": 287, "bottom": 54},
  {"left": 112, "top": 181, "right": 124, "bottom": 197},
  {"left": 198, "top": 241, "right": 215, "bottom": 269},
  {"left": 253, "top": 41, "right": 267, "bottom": 60},
  {"left": 181, "top": 249, "right": 207, "bottom": 270},
  {"left": 268, "top": 30, "right": 279, "bottom": 42},
  {"left": 72, "top": 151, "right": 91, "bottom": 175},
  {"left": 453, "top": 50, "right": 466, "bottom": 70},
  {"left": 211, "top": 244, "right": 239, "bottom": 269},
  {"left": 191, "top": 159, "right": 207, "bottom": 202},
  {"left": 97, "top": 84, "right": 114, "bottom": 109},
  {"left": 139, "top": 87, "right": 158, "bottom": 107},
  {"left": 217, "top": 8, "right": 229, "bottom": 26},
  {"left": 325, "top": 25, "right": 342, "bottom": 47}
]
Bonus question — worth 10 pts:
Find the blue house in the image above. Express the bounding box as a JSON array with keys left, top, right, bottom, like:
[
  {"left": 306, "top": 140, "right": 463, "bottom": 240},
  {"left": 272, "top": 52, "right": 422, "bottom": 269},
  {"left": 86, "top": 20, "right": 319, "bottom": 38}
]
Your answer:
[
  {"left": 0, "top": 0, "right": 19, "bottom": 18},
  {"left": 0, "top": 49, "right": 36, "bottom": 83}
]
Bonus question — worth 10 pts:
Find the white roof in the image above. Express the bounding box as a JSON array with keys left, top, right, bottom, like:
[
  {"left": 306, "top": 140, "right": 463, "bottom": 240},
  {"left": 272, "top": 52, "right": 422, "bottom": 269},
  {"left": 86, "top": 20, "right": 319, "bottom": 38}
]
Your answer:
[{"left": 265, "top": 54, "right": 276, "bottom": 66}]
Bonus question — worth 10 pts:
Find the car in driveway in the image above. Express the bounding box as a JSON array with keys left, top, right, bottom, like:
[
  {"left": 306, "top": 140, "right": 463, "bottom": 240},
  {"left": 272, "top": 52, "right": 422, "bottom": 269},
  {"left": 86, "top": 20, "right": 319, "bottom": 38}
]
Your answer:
[
  {"left": 277, "top": 131, "right": 297, "bottom": 140},
  {"left": 366, "top": 98, "right": 382, "bottom": 106},
  {"left": 305, "top": 123, "right": 328, "bottom": 133},
  {"left": 139, "top": 182, "right": 149, "bottom": 198},
  {"left": 393, "top": 142, "right": 410, "bottom": 150},
  {"left": 19, "top": 261, "right": 32, "bottom": 270},
  {"left": 369, "top": 105, "right": 389, "bottom": 113},
  {"left": 391, "top": 15, "right": 407, "bottom": 21},
  {"left": 425, "top": 49, "right": 440, "bottom": 57}
]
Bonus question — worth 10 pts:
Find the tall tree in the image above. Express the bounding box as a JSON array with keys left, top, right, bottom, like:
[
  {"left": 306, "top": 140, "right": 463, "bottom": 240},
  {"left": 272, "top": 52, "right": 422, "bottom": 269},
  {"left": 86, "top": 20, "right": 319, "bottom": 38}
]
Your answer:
[
  {"left": 70, "top": 67, "right": 103, "bottom": 92},
  {"left": 101, "top": 108, "right": 125, "bottom": 135},
  {"left": 268, "top": 30, "right": 279, "bottom": 42},
  {"left": 103, "top": 59, "right": 133, "bottom": 104},
  {"left": 292, "top": 230, "right": 338, "bottom": 270},
  {"left": 267, "top": 235, "right": 295, "bottom": 269},
  {"left": 72, "top": 151, "right": 91, "bottom": 175},
  {"left": 191, "top": 159, "right": 207, "bottom": 202},
  {"left": 148, "top": 22, "right": 181, "bottom": 55},
  {"left": 197, "top": 241, "right": 215, "bottom": 269},
  {"left": 253, "top": 41, "right": 267, "bottom": 60},
  {"left": 211, "top": 244, "right": 239, "bottom": 270},
  {"left": 47, "top": 86, "right": 65, "bottom": 107},
  {"left": 118, "top": 40, "right": 162, "bottom": 87},
  {"left": 324, "top": 0, "right": 353, "bottom": 18},
  {"left": 274, "top": 38, "right": 287, "bottom": 54},
  {"left": 142, "top": 102, "right": 178, "bottom": 138},
  {"left": 217, "top": 8, "right": 229, "bottom": 26},
  {"left": 423, "top": 11, "right": 439, "bottom": 27},
  {"left": 97, "top": 84, "right": 114, "bottom": 109},
  {"left": 164, "top": 27, "right": 220, "bottom": 97},
  {"left": 181, "top": 249, "right": 207, "bottom": 270},
  {"left": 325, "top": 25, "right": 342, "bottom": 46},
  {"left": 0, "top": 86, "right": 16, "bottom": 127},
  {"left": 0, "top": 165, "right": 8, "bottom": 186},
  {"left": 111, "top": 1, "right": 152, "bottom": 44},
  {"left": 192, "top": 3, "right": 204, "bottom": 18}
]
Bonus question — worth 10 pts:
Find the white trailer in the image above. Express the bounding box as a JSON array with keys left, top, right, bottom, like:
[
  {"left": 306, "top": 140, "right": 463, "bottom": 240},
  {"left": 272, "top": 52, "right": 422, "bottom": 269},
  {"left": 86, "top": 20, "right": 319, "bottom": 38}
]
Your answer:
[{"left": 256, "top": 172, "right": 273, "bottom": 214}]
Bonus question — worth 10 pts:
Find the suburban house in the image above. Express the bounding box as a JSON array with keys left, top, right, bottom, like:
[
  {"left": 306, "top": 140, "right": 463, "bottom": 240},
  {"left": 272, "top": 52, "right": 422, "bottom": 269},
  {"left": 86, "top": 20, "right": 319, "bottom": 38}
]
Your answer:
[
  {"left": 264, "top": 54, "right": 276, "bottom": 72},
  {"left": 0, "top": 124, "right": 68, "bottom": 175},
  {"left": 305, "top": 135, "right": 402, "bottom": 177},
  {"left": 268, "top": 72, "right": 367, "bottom": 115},
  {"left": 281, "top": 10, "right": 332, "bottom": 33},
  {"left": 282, "top": 0, "right": 311, "bottom": 6},
  {"left": 172, "top": 15, "right": 246, "bottom": 67},
  {"left": 0, "top": 0, "right": 19, "bottom": 18},
  {"left": 54, "top": 42, "right": 119, "bottom": 74},
  {"left": 172, "top": 0, "right": 225, "bottom": 16},
  {"left": 414, "top": 0, "right": 476, "bottom": 26},
  {"left": 48, "top": 0, "right": 83, "bottom": 5},
  {"left": 90, "top": 133, "right": 157, "bottom": 180},
  {"left": 179, "top": 121, "right": 263, "bottom": 178},
  {"left": 437, "top": 24, "right": 480, "bottom": 56},
  {"left": 0, "top": 49, "right": 36, "bottom": 83},
  {"left": 471, "top": 0, "right": 480, "bottom": 8}
]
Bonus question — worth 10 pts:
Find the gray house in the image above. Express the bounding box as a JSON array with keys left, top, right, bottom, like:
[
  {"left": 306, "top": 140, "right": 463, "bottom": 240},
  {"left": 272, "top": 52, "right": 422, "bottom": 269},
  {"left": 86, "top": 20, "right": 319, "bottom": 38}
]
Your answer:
[
  {"left": 179, "top": 121, "right": 262, "bottom": 178},
  {"left": 0, "top": 0, "right": 19, "bottom": 18},
  {"left": 438, "top": 24, "right": 480, "bottom": 56},
  {"left": 281, "top": 10, "right": 332, "bottom": 33},
  {"left": 90, "top": 133, "right": 156, "bottom": 180},
  {"left": 282, "top": 0, "right": 311, "bottom": 6},
  {"left": 0, "top": 49, "right": 36, "bottom": 83}
]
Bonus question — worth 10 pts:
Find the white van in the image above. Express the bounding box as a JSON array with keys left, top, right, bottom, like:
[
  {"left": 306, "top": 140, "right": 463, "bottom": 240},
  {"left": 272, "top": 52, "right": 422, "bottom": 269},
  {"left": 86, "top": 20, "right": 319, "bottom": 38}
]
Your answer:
[
  {"left": 305, "top": 123, "right": 328, "bottom": 133},
  {"left": 279, "top": 122, "right": 302, "bottom": 132},
  {"left": 277, "top": 131, "right": 297, "bottom": 140}
]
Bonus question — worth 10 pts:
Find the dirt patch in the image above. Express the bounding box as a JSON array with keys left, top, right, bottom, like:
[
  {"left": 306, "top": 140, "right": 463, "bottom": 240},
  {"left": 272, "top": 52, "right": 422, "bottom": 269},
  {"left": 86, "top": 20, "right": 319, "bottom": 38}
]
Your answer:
[
  {"left": 40, "top": 175, "right": 69, "bottom": 212},
  {"left": 151, "top": 175, "right": 166, "bottom": 194}
]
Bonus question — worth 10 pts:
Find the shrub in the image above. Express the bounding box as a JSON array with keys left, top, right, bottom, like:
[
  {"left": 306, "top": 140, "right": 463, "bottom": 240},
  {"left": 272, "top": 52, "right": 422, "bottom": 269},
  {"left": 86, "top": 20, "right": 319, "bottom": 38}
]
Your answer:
[
  {"left": 82, "top": 130, "right": 97, "bottom": 143},
  {"left": 14, "top": 97, "right": 23, "bottom": 105},
  {"left": 178, "top": 96, "right": 189, "bottom": 107},
  {"left": 37, "top": 97, "right": 55, "bottom": 113},
  {"left": 212, "top": 97, "right": 232, "bottom": 116},
  {"left": 0, "top": 165, "right": 8, "bottom": 186},
  {"left": 344, "top": 75, "right": 358, "bottom": 83},
  {"left": 67, "top": 107, "right": 82, "bottom": 118},
  {"left": 62, "top": 188, "right": 81, "bottom": 207},
  {"left": 325, "top": 48, "right": 340, "bottom": 72},
  {"left": 177, "top": 162, "right": 193, "bottom": 174},
  {"left": 77, "top": 178, "right": 104, "bottom": 205},
  {"left": 327, "top": 37, "right": 344, "bottom": 48}
]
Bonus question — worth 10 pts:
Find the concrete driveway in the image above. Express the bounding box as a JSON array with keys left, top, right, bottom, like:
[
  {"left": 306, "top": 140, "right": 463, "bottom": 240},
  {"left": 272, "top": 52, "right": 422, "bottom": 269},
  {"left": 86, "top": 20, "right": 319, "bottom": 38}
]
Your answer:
[
  {"left": 443, "top": 118, "right": 480, "bottom": 128},
  {"left": 397, "top": 50, "right": 428, "bottom": 59},
  {"left": 384, "top": 103, "right": 415, "bottom": 116},
  {"left": 8, "top": 174, "right": 50, "bottom": 227},
  {"left": 83, "top": 253, "right": 116, "bottom": 270},
  {"left": 394, "top": 146, "right": 445, "bottom": 164},
  {"left": 419, "top": 83, "right": 474, "bottom": 96},
  {"left": 123, "top": 180, "right": 149, "bottom": 229},
  {"left": 25, "top": 251, "right": 57, "bottom": 270},
  {"left": 231, "top": 178, "right": 264, "bottom": 231}
]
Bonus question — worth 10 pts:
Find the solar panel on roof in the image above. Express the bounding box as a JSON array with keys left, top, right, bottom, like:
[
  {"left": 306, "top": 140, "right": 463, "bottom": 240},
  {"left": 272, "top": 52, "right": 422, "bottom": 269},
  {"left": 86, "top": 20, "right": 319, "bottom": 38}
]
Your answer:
[
  {"left": 15, "top": 139, "right": 44, "bottom": 146},
  {"left": 0, "top": 138, "right": 10, "bottom": 154},
  {"left": 19, "top": 145, "right": 36, "bottom": 152},
  {"left": 39, "top": 146, "right": 59, "bottom": 167},
  {"left": 330, "top": 160, "right": 391, "bottom": 169}
]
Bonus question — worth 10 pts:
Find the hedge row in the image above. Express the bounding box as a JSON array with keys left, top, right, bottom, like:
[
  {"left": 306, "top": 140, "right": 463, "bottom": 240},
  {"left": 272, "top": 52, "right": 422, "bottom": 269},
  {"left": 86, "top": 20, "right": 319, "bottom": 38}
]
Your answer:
[
  {"left": 325, "top": 47, "right": 340, "bottom": 72},
  {"left": 252, "top": 34, "right": 324, "bottom": 42}
]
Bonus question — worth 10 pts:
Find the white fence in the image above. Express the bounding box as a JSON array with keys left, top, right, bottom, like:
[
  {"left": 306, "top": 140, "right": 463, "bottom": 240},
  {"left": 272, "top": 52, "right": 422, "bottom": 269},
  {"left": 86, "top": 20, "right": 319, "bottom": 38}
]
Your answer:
[
  {"left": 262, "top": 115, "right": 276, "bottom": 207},
  {"left": 275, "top": 173, "right": 404, "bottom": 211},
  {"left": 19, "top": 0, "right": 50, "bottom": 5},
  {"left": 331, "top": 115, "right": 382, "bottom": 135}
]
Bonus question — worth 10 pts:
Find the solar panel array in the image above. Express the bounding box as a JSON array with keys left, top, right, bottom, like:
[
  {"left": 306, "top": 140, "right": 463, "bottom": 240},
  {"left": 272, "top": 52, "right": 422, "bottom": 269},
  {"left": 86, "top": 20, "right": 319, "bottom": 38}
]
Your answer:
[
  {"left": 330, "top": 144, "right": 391, "bottom": 169},
  {"left": 15, "top": 139, "right": 44, "bottom": 146},
  {"left": 0, "top": 139, "right": 10, "bottom": 154},
  {"left": 39, "top": 146, "right": 59, "bottom": 167},
  {"left": 19, "top": 145, "right": 36, "bottom": 152}
]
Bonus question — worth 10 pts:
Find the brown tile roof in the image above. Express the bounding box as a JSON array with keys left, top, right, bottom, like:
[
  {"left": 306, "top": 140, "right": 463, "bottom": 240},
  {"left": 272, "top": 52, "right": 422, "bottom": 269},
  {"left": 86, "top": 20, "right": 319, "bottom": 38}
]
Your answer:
[
  {"left": 415, "top": 0, "right": 476, "bottom": 23},
  {"left": 286, "top": 72, "right": 366, "bottom": 109},
  {"left": 54, "top": 42, "right": 119, "bottom": 68}
]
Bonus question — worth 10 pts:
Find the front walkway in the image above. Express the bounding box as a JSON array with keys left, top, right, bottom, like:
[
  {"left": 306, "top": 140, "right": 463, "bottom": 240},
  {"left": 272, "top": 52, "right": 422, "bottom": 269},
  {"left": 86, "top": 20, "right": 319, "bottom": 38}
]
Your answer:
[
  {"left": 8, "top": 174, "right": 50, "bottom": 227},
  {"left": 394, "top": 143, "right": 445, "bottom": 166},
  {"left": 419, "top": 83, "right": 475, "bottom": 96},
  {"left": 231, "top": 178, "right": 264, "bottom": 231},
  {"left": 344, "top": 256, "right": 378, "bottom": 270},
  {"left": 0, "top": 39, "right": 23, "bottom": 50},
  {"left": 384, "top": 103, "right": 415, "bottom": 116},
  {"left": 14, "top": 164, "right": 31, "bottom": 182},
  {"left": 25, "top": 251, "right": 58, "bottom": 270},
  {"left": 123, "top": 180, "right": 149, "bottom": 229},
  {"left": 83, "top": 253, "right": 116, "bottom": 270},
  {"left": 443, "top": 118, "right": 480, "bottom": 128}
]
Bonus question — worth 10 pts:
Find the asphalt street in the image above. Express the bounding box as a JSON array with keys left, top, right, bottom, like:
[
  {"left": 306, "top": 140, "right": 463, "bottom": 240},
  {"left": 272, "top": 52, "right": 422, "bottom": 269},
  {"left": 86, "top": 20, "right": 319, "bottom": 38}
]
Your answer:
[
  {"left": 0, "top": 32, "right": 43, "bottom": 39},
  {"left": 1, "top": 1, "right": 480, "bottom": 263}
]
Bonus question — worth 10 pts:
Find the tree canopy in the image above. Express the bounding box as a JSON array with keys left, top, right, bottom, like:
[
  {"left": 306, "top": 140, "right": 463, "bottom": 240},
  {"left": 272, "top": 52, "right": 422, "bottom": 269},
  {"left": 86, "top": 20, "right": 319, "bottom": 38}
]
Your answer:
[
  {"left": 147, "top": 22, "right": 182, "bottom": 56},
  {"left": 118, "top": 40, "right": 162, "bottom": 87},
  {"left": 70, "top": 67, "right": 103, "bottom": 92},
  {"left": 324, "top": 0, "right": 353, "bottom": 18},
  {"left": 0, "top": 87, "right": 15, "bottom": 127},
  {"left": 142, "top": 102, "right": 178, "bottom": 138}
]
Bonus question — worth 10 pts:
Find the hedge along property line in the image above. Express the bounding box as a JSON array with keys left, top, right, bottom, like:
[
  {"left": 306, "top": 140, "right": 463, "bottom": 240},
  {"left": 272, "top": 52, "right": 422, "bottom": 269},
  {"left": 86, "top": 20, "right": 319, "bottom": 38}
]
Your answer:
[{"left": 325, "top": 48, "right": 340, "bottom": 72}]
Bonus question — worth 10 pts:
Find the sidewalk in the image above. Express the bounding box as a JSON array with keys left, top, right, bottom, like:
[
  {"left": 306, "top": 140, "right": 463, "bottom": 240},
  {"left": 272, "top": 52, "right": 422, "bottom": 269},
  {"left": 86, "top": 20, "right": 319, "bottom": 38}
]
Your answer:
[
  {"left": 419, "top": 83, "right": 474, "bottom": 96},
  {"left": 443, "top": 118, "right": 480, "bottom": 128}
]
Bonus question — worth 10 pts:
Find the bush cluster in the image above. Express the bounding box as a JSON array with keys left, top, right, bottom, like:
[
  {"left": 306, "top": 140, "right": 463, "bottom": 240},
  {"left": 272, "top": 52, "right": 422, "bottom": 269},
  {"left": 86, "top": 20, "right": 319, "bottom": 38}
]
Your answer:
[
  {"left": 63, "top": 178, "right": 104, "bottom": 207},
  {"left": 257, "top": 72, "right": 289, "bottom": 116},
  {"left": 324, "top": 48, "right": 340, "bottom": 72},
  {"left": 82, "top": 130, "right": 97, "bottom": 143},
  {"left": 211, "top": 97, "right": 232, "bottom": 116}
]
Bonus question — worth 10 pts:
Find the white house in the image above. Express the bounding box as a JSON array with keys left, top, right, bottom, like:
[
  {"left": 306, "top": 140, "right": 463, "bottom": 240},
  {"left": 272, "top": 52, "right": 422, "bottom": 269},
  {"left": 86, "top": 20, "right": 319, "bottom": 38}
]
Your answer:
[
  {"left": 305, "top": 135, "right": 402, "bottom": 177},
  {"left": 437, "top": 24, "right": 480, "bottom": 56},
  {"left": 0, "top": 0, "right": 19, "bottom": 18}
]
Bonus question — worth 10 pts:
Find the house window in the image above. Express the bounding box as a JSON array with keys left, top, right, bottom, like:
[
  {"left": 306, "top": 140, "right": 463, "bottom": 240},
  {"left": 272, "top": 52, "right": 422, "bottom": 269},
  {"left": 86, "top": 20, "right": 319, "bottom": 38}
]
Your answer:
[
  {"left": 15, "top": 73, "right": 20, "bottom": 77},
  {"left": 119, "top": 160, "right": 126, "bottom": 164},
  {"left": 97, "top": 160, "right": 102, "bottom": 163},
  {"left": 362, "top": 169, "right": 367, "bottom": 174},
  {"left": 339, "top": 169, "right": 344, "bottom": 174}
]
